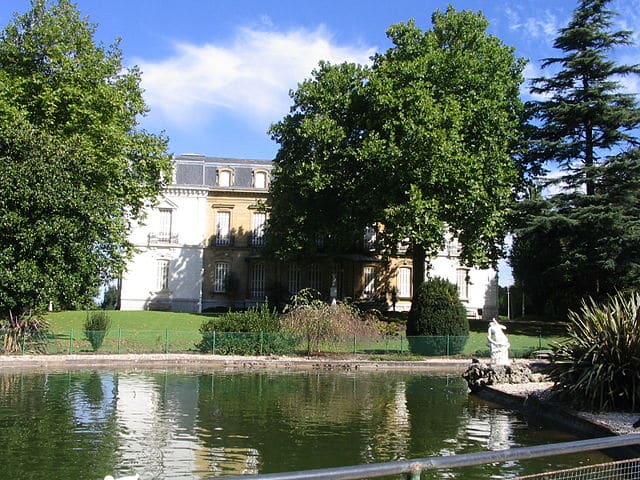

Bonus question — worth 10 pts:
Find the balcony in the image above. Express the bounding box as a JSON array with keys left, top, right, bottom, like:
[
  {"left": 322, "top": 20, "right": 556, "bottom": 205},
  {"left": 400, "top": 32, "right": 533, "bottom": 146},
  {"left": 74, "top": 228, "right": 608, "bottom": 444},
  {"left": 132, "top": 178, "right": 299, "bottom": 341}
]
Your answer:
[
  {"left": 250, "top": 235, "right": 265, "bottom": 247},
  {"left": 210, "top": 234, "right": 235, "bottom": 247},
  {"left": 148, "top": 232, "right": 179, "bottom": 245}
]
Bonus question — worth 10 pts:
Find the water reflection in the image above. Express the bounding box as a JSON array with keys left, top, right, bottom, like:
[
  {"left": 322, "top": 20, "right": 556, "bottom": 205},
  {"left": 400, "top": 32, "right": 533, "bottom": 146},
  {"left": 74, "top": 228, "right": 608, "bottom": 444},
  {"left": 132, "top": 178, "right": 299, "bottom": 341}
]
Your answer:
[{"left": 0, "top": 370, "right": 610, "bottom": 480}]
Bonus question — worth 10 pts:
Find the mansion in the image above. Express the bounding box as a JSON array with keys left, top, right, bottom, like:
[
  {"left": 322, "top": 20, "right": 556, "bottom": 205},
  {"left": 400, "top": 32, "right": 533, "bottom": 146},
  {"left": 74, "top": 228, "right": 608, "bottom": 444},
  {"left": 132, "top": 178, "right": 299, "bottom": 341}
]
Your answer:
[{"left": 119, "top": 154, "right": 499, "bottom": 319}]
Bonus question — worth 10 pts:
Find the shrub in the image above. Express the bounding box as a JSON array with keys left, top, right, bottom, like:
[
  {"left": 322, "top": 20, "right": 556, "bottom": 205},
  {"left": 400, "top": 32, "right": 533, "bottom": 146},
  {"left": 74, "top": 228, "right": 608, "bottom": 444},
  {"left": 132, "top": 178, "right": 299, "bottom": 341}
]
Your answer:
[
  {"left": 197, "top": 304, "right": 297, "bottom": 355},
  {"left": 280, "top": 289, "right": 380, "bottom": 356},
  {"left": 1, "top": 310, "right": 49, "bottom": 353},
  {"left": 548, "top": 291, "right": 640, "bottom": 411},
  {"left": 406, "top": 277, "right": 469, "bottom": 355},
  {"left": 84, "top": 311, "right": 111, "bottom": 351}
]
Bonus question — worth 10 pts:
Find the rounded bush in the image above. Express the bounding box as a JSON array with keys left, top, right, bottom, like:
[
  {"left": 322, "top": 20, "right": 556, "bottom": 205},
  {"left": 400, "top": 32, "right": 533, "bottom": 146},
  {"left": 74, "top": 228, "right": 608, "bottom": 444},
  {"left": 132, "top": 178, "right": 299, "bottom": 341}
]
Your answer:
[
  {"left": 406, "top": 277, "right": 469, "bottom": 355},
  {"left": 549, "top": 291, "right": 640, "bottom": 411}
]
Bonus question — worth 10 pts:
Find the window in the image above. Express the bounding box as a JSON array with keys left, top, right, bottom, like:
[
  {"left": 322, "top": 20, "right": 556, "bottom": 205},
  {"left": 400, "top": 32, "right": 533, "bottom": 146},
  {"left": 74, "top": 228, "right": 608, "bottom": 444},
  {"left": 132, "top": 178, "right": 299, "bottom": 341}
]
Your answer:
[
  {"left": 254, "top": 171, "right": 267, "bottom": 189},
  {"left": 218, "top": 169, "right": 232, "bottom": 187},
  {"left": 158, "top": 209, "right": 173, "bottom": 243},
  {"left": 457, "top": 269, "right": 469, "bottom": 299},
  {"left": 397, "top": 267, "right": 411, "bottom": 298},
  {"left": 213, "top": 262, "right": 229, "bottom": 293},
  {"left": 308, "top": 265, "right": 321, "bottom": 291},
  {"left": 288, "top": 264, "right": 300, "bottom": 295},
  {"left": 251, "top": 212, "right": 266, "bottom": 246},
  {"left": 363, "top": 266, "right": 375, "bottom": 298},
  {"left": 157, "top": 259, "right": 169, "bottom": 291},
  {"left": 251, "top": 264, "right": 265, "bottom": 299},
  {"left": 216, "top": 211, "right": 231, "bottom": 246}
]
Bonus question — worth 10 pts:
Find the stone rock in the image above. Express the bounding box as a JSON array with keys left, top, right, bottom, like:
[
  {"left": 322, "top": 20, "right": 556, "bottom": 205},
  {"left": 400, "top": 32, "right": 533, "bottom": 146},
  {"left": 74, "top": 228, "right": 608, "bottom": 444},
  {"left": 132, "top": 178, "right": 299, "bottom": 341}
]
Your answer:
[{"left": 462, "top": 360, "right": 543, "bottom": 393}]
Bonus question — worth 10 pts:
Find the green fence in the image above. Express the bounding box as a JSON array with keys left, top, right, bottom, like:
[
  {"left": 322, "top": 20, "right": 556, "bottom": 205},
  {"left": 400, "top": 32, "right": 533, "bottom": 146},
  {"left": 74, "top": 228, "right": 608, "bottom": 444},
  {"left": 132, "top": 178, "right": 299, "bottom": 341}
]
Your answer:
[{"left": 10, "top": 330, "right": 551, "bottom": 358}]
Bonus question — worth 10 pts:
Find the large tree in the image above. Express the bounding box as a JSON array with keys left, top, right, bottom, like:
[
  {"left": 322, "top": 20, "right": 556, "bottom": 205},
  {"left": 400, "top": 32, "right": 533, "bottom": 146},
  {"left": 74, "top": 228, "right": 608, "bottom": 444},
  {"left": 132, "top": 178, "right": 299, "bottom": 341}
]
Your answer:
[
  {"left": 0, "top": 0, "right": 171, "bottom": 319},
  {"left": 267, "top": 7, "right": 525, "bottom": 297},
  {"left": 511, "top": 0, "right": 640, "bottom": 315}
]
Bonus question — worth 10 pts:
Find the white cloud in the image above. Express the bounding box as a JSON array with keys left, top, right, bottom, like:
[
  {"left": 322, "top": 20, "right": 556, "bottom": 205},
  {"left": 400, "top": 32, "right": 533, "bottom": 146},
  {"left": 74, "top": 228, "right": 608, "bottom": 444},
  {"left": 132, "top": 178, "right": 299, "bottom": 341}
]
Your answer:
[
  {"left": 134, "top": 26, "right": 376, "bottom": 131},
  {"left": 505, "top": 6, "right": 560, "bottom": 41}
]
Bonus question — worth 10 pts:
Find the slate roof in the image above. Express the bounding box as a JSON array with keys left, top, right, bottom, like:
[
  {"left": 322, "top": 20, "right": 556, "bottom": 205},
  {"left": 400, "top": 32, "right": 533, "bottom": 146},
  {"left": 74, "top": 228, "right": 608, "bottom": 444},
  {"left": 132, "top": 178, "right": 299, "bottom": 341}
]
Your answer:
[{"left": 173, "top": 154, "right": 273, "bottom": 189}]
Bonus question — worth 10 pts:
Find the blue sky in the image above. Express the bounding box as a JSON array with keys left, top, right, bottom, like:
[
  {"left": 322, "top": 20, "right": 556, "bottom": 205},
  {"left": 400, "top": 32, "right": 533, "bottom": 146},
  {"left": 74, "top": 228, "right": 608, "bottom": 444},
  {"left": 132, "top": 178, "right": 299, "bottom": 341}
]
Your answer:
[{"left": 2, "top": 0, "right": 639, "bottom": 285}]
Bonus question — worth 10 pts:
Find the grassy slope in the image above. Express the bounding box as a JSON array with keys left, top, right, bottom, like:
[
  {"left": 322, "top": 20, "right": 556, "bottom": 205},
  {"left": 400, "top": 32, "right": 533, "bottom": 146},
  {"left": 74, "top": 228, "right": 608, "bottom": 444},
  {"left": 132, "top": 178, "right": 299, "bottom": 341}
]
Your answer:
[{"left": 45, "top": 311, "right": 562, "bottom": 356}]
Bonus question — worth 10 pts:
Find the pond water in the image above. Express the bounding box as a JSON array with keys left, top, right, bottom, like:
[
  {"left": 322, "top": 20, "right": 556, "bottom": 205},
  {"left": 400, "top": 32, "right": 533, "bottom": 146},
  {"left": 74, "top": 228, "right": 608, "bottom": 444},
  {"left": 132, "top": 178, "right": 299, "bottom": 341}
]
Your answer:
[{"left": 0, "top": 369, "right": 609, "bottom": 480}]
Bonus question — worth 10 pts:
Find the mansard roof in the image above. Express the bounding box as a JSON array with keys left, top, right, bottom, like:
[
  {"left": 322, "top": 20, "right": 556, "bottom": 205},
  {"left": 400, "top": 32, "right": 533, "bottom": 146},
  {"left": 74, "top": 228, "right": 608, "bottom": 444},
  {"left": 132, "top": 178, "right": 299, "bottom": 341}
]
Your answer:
[{"left": 172, "top": 154, "right": 273, "bottom": 189}]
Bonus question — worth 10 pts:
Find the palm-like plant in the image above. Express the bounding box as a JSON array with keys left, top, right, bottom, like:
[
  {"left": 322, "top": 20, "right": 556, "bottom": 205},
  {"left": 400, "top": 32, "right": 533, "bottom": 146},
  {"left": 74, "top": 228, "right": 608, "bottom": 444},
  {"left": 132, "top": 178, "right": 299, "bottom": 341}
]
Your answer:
[{"left": 549, "top": 291, "right": 640, "bottom": 411}]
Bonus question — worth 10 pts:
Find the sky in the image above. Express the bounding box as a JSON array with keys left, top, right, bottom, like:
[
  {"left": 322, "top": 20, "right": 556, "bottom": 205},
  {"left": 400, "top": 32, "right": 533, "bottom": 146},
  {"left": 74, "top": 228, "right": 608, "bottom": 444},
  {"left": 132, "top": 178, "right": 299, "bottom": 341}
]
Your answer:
[{"left": 2, "top": 0, "right": 640, "bottom": 285}]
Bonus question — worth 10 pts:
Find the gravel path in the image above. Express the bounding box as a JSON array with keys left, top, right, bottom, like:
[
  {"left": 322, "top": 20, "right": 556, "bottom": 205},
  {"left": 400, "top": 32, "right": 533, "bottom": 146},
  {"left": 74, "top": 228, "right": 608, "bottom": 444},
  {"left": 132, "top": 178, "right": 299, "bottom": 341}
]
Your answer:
[{"left": 490, "top": 382, "right": 639, "bottom": 435}]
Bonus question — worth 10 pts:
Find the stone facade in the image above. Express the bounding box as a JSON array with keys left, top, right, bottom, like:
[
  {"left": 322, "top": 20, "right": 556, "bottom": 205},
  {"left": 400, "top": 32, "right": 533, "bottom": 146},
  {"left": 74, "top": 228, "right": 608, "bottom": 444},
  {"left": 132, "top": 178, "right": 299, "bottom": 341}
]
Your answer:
[{"left": 119, "top": 154, "right": 499, "bottom": 318}]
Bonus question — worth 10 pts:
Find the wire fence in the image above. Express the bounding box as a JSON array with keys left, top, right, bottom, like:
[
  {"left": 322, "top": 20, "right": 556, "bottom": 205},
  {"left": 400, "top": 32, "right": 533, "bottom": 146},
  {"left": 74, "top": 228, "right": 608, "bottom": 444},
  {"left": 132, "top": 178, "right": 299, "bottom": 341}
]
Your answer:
[
  {"left": 515, "top": 457, "right": 640, "bottom": 480},
  {"left": 10, "top": 330, "right": 551, "bottom": 357}
]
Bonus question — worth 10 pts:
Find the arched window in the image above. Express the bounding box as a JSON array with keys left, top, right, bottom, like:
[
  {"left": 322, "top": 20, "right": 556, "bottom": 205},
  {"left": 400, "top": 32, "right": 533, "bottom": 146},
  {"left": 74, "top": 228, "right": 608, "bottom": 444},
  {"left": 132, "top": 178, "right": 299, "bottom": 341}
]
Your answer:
[
  {"left": 253, "top": 170, "right": 268, "bottom": 189},
  {"left": 218, "top": 169, "right": 233, "bottom": 187}
]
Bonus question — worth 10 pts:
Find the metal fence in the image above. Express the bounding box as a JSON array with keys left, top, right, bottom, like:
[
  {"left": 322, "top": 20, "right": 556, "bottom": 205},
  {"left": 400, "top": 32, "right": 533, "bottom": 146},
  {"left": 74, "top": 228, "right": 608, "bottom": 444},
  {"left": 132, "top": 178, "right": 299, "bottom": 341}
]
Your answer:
[
  {"left": 515, "top": 457, "right": 640, "bottom": 480},
  {"left": 12, "top": 330, "right": 551, "bottom": 357},
  {"left": 202, "top": 434, "right": 640, "bottom": 480}
]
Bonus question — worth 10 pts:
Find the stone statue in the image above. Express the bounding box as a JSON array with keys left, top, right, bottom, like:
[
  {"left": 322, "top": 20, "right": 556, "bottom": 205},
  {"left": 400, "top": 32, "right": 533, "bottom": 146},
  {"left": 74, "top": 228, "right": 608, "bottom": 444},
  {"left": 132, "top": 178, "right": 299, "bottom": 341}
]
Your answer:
[
  {"left": 329, "top": 273, "right": 337, "bottom": 305},
  {"left": 487, "top": 318, "right": 510, "bottom": 366}
]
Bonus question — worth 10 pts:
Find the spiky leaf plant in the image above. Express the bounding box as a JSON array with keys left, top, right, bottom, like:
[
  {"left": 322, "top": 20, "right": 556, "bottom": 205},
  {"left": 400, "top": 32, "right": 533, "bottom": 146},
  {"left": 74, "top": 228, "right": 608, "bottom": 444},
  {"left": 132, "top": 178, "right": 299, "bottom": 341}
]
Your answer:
[{"left": 549, "top": 291, "right": 640, "bottom": 411}]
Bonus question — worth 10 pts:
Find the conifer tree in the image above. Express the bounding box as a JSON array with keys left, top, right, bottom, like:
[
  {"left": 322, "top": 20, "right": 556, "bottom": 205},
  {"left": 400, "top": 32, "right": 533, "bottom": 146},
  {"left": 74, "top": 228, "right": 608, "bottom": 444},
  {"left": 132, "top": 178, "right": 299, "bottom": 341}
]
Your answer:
[{"left": 511, "top": 0, "right": 640, "bottom": 315}]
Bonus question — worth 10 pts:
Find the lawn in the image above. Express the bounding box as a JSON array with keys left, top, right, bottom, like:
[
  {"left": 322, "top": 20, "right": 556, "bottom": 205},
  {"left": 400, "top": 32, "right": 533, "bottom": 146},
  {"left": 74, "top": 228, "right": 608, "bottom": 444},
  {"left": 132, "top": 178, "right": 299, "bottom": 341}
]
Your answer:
[{"left": 42, "top": 310, "right": 565, "bottom": 356}]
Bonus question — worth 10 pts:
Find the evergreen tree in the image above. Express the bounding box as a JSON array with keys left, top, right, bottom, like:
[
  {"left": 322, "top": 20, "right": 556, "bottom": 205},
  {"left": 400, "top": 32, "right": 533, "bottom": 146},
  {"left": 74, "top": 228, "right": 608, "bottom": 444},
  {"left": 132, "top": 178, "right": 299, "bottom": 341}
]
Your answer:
[{"left": 511, "top": 0, "right": 640, "bottom": 315}]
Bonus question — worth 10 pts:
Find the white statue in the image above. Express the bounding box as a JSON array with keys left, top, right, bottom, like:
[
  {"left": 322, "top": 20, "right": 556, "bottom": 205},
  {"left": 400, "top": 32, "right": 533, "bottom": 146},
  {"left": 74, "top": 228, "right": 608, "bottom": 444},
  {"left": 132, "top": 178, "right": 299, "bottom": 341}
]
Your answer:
[
  {"left": 487, "top": 318, "right": 510, "bottom": 366},
  {"left": 329, "top": 273, "right": 337, "bottom": 305}
]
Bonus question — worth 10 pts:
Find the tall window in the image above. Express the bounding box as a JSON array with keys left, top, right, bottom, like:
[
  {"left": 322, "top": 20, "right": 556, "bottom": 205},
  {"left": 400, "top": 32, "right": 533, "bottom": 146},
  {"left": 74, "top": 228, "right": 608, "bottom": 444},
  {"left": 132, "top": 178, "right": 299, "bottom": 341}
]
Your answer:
[
  {"left": 308, "top": 265, "right": 321, "bottom": 291},
  {"left": 288, "top": 264, "right": 300, "bottom": 295},
  {"left": 213, "top": 262, "right": 229, "bottom": 293},
  {"left": 254, "top": 171, "right": 267, "bottom": 189},
  {"left": 157, "top": 259, "right": 169, "bottom": 291},
  {"left": 251, "top": 264, "right": 265, "bottom": 299},
  {"left": 397, "top": 267, "right": 411, "bottom": 298},
  {"left": 252, "top": 212, "right": 266, "bottom": 246},
  {"left": 216, "top": 211, "right": 231, "bottom": 246},
  {"left": 457, "top": 269, "right": 469, "bottom": 300},
  {"left": 158, "top": 209, "right": 173, "bottom": 243},
  {"left": 363, "top": 266, "right": 375, "bottom": 298},
  {"left": 218, "top": 169, "right": 232, "bottom": 187}
]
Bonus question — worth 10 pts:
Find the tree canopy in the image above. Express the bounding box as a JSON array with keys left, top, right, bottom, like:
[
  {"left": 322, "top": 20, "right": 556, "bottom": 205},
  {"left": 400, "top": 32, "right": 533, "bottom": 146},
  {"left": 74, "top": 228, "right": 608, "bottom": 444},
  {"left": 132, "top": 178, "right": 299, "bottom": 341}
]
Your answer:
[
  {"left": 510, "top": 0, "right": 640, "bottom": 316},
  {"left": 267, "top": 7, "right": 525, "bottom": 292},
  {"left": 0, "top": 0, "right": 171, "bottom": 317}
]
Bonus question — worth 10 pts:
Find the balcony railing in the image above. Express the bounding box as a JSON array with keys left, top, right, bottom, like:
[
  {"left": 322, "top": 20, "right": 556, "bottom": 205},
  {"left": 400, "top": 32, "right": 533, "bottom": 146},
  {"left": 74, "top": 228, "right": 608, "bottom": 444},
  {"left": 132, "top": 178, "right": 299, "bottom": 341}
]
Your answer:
[
  {"left": 250, "top": 235, "right": 265, "bottom": 247},
  {"left": 210, "top": 234, "right": 235, "bottom": 247},
  {"left": 148, "top": 232, "right": 179, "bottom": 245}
]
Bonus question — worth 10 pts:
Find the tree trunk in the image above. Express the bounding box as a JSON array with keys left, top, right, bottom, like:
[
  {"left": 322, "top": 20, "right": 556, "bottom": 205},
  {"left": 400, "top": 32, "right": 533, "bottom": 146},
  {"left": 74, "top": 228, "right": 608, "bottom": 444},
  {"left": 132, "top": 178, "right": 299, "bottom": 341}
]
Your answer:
[{"left": 411, "top": 244, "right": 426, "bottom": 303}]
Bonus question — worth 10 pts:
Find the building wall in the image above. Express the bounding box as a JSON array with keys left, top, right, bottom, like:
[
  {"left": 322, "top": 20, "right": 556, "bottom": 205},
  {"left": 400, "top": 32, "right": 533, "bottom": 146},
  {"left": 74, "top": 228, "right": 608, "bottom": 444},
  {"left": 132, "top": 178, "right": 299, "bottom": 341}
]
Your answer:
[
  {"left": 120, "top": 155, "right": 498, "bottom": 319},
  {"left": 120, "top": 186, "right": 208, "bottom": 313}
]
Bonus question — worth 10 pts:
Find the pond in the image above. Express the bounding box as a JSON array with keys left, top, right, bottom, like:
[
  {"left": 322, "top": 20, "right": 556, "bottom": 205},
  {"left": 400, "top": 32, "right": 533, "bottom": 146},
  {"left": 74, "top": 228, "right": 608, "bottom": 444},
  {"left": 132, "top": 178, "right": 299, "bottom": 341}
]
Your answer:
[{"left": 0, "top": 369, "right": 610, "bottom": 479}]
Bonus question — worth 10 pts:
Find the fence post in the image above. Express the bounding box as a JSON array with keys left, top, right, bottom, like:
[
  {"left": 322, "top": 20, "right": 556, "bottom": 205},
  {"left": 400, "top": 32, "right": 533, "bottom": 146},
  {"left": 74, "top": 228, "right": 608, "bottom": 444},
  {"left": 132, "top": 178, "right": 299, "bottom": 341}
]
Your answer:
[
  {"left": 21, "top": 334, "right": 25, "bottom": 355},
  {"left": 446, "top": 335, "right": 450, "bottom": 357},
  {"left": 353, "top": 334, "right": 357, "bottom": 355},
  {"left": 212, "top": 331, "right": 216, "bottom": 354},
  {"left": 69, "top": 329, "right": 73, "bottom": 355},
  {"left": 117, "top": 328, "right": 121, "bottom": 354},
  {"left": 260, "top": 331, "right": 264, "bottom": 356},
  {"left": 165, "top": 329, "right": 169, "bottom": 354}
]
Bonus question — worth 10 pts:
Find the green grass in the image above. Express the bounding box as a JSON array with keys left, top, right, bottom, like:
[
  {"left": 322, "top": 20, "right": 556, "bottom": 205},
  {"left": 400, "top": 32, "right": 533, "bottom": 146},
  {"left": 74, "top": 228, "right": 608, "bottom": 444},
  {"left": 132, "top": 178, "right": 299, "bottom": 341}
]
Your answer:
[{"left": 39, "top": 310, "right": 565, "bottom": 356}]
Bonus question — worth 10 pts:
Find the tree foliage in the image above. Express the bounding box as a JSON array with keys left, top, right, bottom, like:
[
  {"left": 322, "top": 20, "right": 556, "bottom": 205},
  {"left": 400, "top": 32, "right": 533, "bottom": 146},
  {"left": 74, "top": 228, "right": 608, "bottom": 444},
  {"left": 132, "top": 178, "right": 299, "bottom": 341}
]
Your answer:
[
  {"left": 511, "top": 0, "right": 640, "bottom": 316},
  {"left": 0, "top": 0, "right": 171, "bottom": 317},
  {"left": 267, "top": 7, "right": 525, "bottom": 294}
]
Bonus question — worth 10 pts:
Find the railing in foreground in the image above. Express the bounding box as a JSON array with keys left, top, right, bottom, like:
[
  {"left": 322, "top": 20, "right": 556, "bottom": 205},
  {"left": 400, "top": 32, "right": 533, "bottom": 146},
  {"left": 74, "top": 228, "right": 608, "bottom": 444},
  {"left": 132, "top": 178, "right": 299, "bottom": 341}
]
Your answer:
[{"left": 204, "top": 434, "right": 640, "bottom": 480}]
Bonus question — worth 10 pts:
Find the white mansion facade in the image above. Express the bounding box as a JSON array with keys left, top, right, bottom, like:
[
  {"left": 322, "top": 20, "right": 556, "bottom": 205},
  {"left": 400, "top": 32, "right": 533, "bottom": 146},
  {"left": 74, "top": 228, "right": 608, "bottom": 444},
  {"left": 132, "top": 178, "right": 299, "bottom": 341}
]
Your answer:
[{"left": 119, "top": 154, "right": 499, "bottom": 319}]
